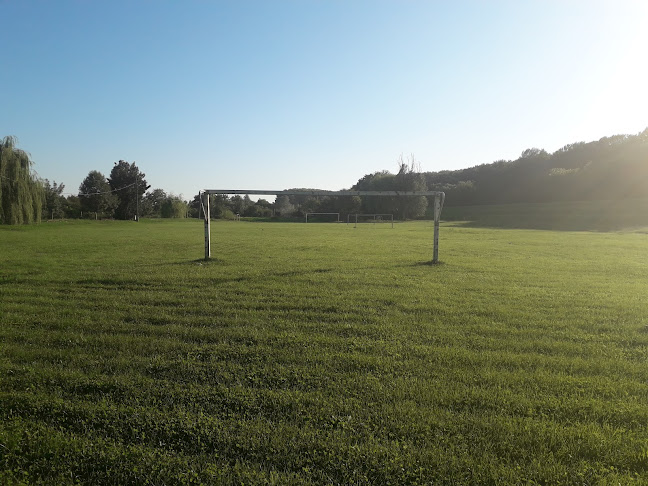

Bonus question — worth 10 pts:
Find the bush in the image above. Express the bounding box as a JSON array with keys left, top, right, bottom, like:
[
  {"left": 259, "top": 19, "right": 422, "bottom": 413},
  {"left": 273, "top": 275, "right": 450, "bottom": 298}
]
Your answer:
[{"left": 160, "top": 197, "right": 188, "bottom": 218}]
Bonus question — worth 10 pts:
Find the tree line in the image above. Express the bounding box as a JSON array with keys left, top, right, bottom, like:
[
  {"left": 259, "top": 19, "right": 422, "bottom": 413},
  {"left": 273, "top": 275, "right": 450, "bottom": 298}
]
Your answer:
[
  {"left": 347, "top": 128, "right": 648, "bottom": 218},
  {"left": 422, "top": 128, "right": 648, "bottom": 208},
  {"left": 1, "top": 138, "right": 190, "bottom": 223},
  {"left": 3, "top": 127, "right": 647, "bottom": 224},
  {"left": 54, "top": 162, "right": 189, "bottom": 220},
  {"left": 189, "top": 192, "right": 362, "bottom": 221},
  {"left": 185, "top": 155, "right": 429, "bottom": 221}
]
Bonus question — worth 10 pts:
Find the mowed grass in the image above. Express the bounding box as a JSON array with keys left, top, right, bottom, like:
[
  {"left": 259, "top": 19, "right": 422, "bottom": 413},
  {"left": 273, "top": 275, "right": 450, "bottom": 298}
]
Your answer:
[
  {"left": 1, "top": 218, "right": 648, "bottom": 484},
  {"left": 442, "top": 197, "right": 648, "bottom": 231}
]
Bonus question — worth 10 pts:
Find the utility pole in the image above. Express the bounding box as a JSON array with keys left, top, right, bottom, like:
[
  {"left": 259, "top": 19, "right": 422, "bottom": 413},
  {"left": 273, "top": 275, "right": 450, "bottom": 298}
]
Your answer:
[{"left": 135, "top": 171, "right": 139, "bottom": 221}]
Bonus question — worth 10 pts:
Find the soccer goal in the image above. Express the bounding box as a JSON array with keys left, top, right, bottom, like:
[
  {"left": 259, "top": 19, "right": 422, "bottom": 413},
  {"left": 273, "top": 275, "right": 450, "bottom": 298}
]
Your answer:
[
  {"left": 347, "top": 213, "right": 394, "bottom": 228},
  {"left": 305, "top": 212, "right": 340, "bottom": 223},
  {"left": 200, "top": 189, "right": 445, "bottom": 263}
]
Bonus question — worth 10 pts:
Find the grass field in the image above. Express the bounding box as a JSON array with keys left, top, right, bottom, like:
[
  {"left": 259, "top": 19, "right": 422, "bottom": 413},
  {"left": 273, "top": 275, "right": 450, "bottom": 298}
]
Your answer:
[
  {"left": 441, "top": 197, "right": 648, "bottom": 231},
  {"left": 1, "top": 217, "right": 648, "bottom": 484}
]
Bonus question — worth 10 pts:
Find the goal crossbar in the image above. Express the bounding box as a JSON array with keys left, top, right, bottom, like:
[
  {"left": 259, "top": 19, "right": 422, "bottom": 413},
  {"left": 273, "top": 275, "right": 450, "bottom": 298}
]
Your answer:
[
  {"left": 203, "top": 189, "right": 443, "bottom": 197},
  {"left": 200, "top": 189, "right": 445, "bottom": 263}
]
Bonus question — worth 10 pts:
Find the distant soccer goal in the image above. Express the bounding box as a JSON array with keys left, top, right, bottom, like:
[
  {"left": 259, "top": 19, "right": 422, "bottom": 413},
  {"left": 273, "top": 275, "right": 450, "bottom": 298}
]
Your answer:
[
  {"left": 347, "top": 213, "right": 394, "bottom": 228},
  {"left": 200, "top": 189, "right": 446, "bottom": 263},
  {"left": 305, "top": 212, "right": 340, "bottom": 223}
]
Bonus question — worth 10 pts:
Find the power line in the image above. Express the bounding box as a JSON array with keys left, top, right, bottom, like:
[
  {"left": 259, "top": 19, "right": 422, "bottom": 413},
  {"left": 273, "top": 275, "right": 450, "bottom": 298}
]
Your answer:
[
  {"left": 0, "top": 174, "right": 139, "bottom": 197},
  {"left": 72, "top": 182, "right": 137, "bottom": 197}
]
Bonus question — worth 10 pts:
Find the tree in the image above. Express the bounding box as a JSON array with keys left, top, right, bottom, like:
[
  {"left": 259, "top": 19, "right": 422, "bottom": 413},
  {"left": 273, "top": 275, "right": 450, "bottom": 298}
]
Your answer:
[
  {"left": 42, "top": 179, "right": 66, "bottom": 219},
  {"left": 255, "top": 198, "right": 273, "bottom": 210},
  {"left": 108, "top": 160, "right": 149, "bottom": 220},
  {"left": 243, "top": 203, "right": 272, "bottom": 217},
  {"left": 351, "top": 155, "right": 428, "bottom": 219},
  {"left": 142, "top": 188, "right": 167, "bottom": 217},
  {"left": 187, "top": 193, "right": 202, "bottom": 218},
  {"left": 63, "top": 195, "right": 81, "bottom": 219},
  {"left": 229, "top": 195, "right": 252, "bottom": 215},
  {"left": 160, "top": 195, "right": 188, "bottom": 218},
  {"left": 79, "top": 170, "right": 117, "bottom": 218},
  {"left": 520, "top": 148, "right": 549, "bottom": 159},
  {"left": 274, "top": 195, "right": 295, "bottom": 216},
  {"left": 395, "top": 154, "right": 428, "bottom": 219},
  {"left": 0, "top": 136, "right": 44, "bottom": 224},
  {"left": 209, "top": 194, "right": 234, "bottom": 219},
  {"left": 333, "top": 195, "right": 361, "bottom": 215},
  {"left": 300, "top": 196, "right": 320, "bottom": 215}
]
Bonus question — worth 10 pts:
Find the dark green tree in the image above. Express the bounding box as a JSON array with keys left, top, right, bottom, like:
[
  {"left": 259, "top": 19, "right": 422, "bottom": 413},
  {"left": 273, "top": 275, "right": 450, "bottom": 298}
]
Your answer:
[
  {"left": 241, "top": 201, "right": 270, "bottom": 217},
  {"left": 395, "top": 154, "right": 428, "bottom": 219},
  {"left": 0, "top": 136, "right": 44, "bottom": 224},
  {"left": 353, "top": 170, "right": 397, "bottom": 215},
  {"left": 229, "top": 195, "right": 252, "bottom": 215},
  {"left": 255, "top": 198, "right": 273, "bottom": 209},
  {"left": 108, "top": 160, "right": 149, "bottom": 220},
  {"left": 79, "top": 170, "right": 117, "bottom": 218},
  {"left": 300, "top": 196, "right": 320, "bottom": 215},
  {"left": 188, "top": 193, "right": 202, "bottom": 218},
  {"left": 160, "top": 195, "right": 188, "bottom": 218},
  {"left": 332, "top": 195, "right": 361, "bottom": 216},
  {"left": 42, "top": 179, "right": 66, "bottom": 219},
  {"left": 64, "top": 195, "right": 81, "bottom": 218},
  {"left": 208, "top": 194, "right": 234, "bottom": 219},
  {"left": 243, "top": 198, "right": 273, "bottom": 217},
  {"left": 142, "top": 188, "right": 167, "bottom": 217},
  {"left": 351, "top": 155, "right": 428, "bottom": 219}
]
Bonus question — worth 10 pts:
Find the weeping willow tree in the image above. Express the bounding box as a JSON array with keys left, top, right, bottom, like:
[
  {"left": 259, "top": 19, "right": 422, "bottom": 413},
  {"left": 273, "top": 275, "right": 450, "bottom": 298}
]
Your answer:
[{"left": 0, "top": 136, "right": 44, "bottom": 224}]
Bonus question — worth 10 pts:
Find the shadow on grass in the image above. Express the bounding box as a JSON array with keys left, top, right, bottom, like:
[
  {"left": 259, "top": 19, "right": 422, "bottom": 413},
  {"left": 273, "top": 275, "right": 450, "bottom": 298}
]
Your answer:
[
  {"left": 185, "top": 265, "right": 335, "bottom": 286},
  {"left": 409, "top": 260, "right": 445, "bottom": 267},
  {"left": 446, "top": 220, "right": 648, "bottom": 232},
  {"left": 442, "top": 198, "right": 648, "bottom": 232},
  {"left": 445, "top": 220, "right": 607, "bottom": 232},
  {"left": 188, "top": 258, "right": 225, "bottom": 265}
]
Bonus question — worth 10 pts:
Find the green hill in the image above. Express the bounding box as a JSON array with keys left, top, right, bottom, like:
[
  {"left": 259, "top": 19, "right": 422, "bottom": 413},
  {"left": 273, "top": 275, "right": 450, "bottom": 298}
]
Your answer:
[{"left": 424, "top": 129, "right": 648, "bottom": 207}]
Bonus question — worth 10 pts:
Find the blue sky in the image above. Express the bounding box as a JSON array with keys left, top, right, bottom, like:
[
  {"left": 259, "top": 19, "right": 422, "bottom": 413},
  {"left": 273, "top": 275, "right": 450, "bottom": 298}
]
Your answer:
[{"left": 2, "top": 0, "right": 647, "bottom": 200}]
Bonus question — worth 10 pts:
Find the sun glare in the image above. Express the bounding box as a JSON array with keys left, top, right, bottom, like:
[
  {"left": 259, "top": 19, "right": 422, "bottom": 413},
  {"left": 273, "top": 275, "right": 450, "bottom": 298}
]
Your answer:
[{"left": 593, "top": 3, "right": 648, "bottom": 135}]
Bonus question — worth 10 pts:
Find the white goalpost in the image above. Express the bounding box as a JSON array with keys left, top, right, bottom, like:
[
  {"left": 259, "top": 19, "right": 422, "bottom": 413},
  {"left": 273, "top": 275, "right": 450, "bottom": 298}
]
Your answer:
[
  {"left": 200, "top": 189, "right": 446, "bottom": 263},
  {"left": 305, "top": 212, "right": 340, "bottom": 223}
]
